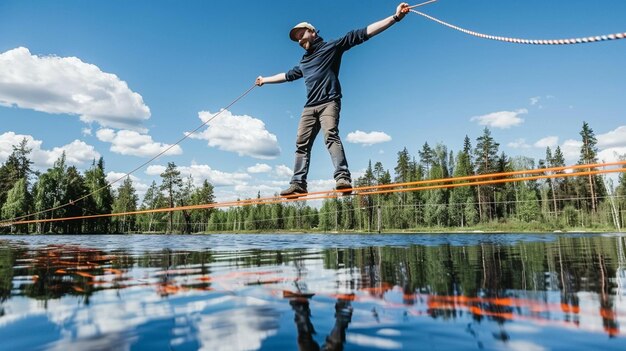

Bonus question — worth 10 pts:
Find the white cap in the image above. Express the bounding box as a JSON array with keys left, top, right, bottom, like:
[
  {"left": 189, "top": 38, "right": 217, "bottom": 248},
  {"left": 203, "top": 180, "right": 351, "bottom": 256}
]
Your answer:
[{"left": 289, "top": 22, "right": 316, "bottom": 41}]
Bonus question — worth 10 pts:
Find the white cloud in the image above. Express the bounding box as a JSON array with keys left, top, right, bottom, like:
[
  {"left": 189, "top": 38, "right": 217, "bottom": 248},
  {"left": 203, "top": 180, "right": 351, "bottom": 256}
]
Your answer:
[
  {"left": 534, "top": 136, "right": 559, "bottom": 148},
  {"left": 0, "top": 47, "right": 150, "bottom": 130},
  {"left": 247, "top": 163, "right": 272, "bottom": 173},
  {"left": 471, "top": 109, "right": 527, "bottom": 129},
  {"left": 0, "top": 131, "right": 99, "bottom": 168},
  {"left": 82, "top": 128, "right": 92, "bottom": 136},
  {"left": 274, "top": 165, "right": 293, "bottom": 178},
  {"left": 598, "top": 147, "right": 626, "bottom": 163},
  {"left": 232, "top": 183, "right": 282, "bottom": 197},
  {"left": 105, "top": 172, "right": 149, "bottom": 199},
  {"left": 308, "top": 179, "right": 337, "bottom": 193},
  {"left": 597, "top": 125, "right": 626, "bottom": 148},
  {"left": 346, "top": 130, "right": 392, "bottom": 146},
  {"left": 53, "top": 140, "right": 100, "bottom": 165},
  {"left": 561, "top": 139, "right": 582, "bottom": 163},
  {"left": 530, "top": 96, "right": 540, "bottom": 106},
  {"left": 145, "top": 165, "right": 166, "bottom": 176},
  {"left": 190, "top": 110, "right": 280, "bottom": 159},
  {"left": 96, "top": 128, "right": 182, "bottom": 157},
  {"left": 508, "top": 138, "right": 531, "bottom": 149}
]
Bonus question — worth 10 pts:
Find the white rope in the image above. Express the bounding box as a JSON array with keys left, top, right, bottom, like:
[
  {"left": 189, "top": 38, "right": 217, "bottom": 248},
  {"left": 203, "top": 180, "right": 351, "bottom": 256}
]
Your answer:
[{"left": 410, "top": 9, "right": 626, "bottom": 45}]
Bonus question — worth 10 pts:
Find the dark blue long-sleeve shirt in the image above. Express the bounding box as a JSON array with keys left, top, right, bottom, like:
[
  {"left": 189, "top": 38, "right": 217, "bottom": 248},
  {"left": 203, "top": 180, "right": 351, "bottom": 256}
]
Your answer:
[{"left": 285, "top": 28, "right": 369, "bottom": 107}]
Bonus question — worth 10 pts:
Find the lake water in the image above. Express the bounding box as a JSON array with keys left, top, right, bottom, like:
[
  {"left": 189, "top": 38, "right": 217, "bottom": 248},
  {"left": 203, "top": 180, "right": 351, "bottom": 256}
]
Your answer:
[{"left": 1, "top": 233, "right": 626, "bottom": 350}]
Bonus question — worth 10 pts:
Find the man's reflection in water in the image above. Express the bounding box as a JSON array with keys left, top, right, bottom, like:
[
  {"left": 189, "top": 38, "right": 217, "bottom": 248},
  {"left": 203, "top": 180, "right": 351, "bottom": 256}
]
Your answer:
[{"left": 288, "top": 294, "right": 353, "bottom": 351}]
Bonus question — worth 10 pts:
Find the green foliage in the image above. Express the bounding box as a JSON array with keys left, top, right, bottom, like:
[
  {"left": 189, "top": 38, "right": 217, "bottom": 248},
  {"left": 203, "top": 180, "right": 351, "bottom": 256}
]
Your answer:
[
  {"left": 112, "top": 177, "right": 139, "bottom": 233},
  {"left": 84, "top": 158, "right": 113, "bottom": 233},
  {"left": 1, "top": 178, "right": 30, "bottom": 233}
]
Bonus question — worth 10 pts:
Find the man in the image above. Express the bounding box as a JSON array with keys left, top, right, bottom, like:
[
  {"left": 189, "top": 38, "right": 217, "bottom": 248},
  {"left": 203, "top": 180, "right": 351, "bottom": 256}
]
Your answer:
[{"left": 256, "top": 3, "right": 410, "bottom": 197}]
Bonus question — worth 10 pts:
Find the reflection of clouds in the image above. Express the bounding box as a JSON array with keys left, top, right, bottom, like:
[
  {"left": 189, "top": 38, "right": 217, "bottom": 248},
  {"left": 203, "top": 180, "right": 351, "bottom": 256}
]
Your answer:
[
  {"left": 346, "top": 333, "right": 402, "bottom": 349},
  {"left": 47, "top": 331, "right": 136, "bottom": 351},
  {"left": 1, "top": 288, "right": 279, "bottom": 350},
  {"left": 194, "top": 301, "right": 279, "bottom": 351},
  {"left": 504, "top": 341, "right": 547, "bottom": 351}
]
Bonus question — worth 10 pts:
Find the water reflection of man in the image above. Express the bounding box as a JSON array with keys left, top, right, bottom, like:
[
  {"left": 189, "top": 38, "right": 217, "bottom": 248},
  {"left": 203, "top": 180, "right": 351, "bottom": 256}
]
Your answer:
[{"left": 288, "top": 294, "right": 353, "bottom": 351}]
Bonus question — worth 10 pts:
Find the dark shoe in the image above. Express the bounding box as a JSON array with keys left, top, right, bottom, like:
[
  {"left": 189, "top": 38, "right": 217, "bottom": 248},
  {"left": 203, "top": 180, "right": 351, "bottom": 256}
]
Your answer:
[
  {"left": 280, "top": 183, "right": 307, "bottom": 197},
  {"left": 335, "top": 178, "right": 352, "bottom": 191}
]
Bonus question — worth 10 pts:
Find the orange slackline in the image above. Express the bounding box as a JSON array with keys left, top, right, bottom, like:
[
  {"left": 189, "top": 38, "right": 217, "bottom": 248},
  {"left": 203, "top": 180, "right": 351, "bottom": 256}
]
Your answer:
[{"left": 3, "top": 161, "right": 625, "bottom": 227}]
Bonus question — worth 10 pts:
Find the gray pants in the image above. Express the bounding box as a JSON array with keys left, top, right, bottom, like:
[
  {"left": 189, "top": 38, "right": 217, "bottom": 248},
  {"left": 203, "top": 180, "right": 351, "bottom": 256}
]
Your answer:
[{"left": 291, "top": 100, "right": 351, "bottom": 186}]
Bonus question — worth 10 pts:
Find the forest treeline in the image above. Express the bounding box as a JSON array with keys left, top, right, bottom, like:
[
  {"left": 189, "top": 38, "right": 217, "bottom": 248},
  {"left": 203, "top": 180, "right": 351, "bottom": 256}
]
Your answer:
[{"left": 1, "top": 121, "right": 625, "bottom": 234}]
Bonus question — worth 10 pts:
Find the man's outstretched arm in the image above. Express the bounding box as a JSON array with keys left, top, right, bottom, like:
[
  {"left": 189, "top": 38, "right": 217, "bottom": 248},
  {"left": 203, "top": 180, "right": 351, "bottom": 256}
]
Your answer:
[
  {"left": 366, "top": 3, "right": 409, "bottom": 38},
  {"left": 256, "top": 73, "right": 287, "bottom": 86}
]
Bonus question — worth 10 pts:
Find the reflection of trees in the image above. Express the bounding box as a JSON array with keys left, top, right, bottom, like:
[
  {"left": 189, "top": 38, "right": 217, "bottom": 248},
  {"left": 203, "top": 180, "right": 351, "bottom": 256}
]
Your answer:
[
  {"left": 0, "top": 243, "right": 26, "bottom": 302},
  {"left": 322, "top": 236, "right": 623, "bottom": 335},
  {"left": 5, "top": 244, "right": 217, "bottom": 302},
  {"left": 3, "top": 243, "right": 327, "bottom": 303},
  {"left": 2, "top": 236, "right": 625, "bottom": 337}
]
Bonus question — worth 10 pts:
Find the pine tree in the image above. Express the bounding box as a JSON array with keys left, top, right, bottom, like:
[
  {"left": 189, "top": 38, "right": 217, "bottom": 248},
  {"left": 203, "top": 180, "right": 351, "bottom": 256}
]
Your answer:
[
  {"left": 64, "top": 166, "right": 89, "bottom": 234},
  {"left": 474, "top": 127, "right": 499, "bottom": 222},
  {"left": 160, "top": 162, "right": 183, "bottom": 233},
  {"left": 578, "top": 121, "right": 605, "bottom": 213},
  {"left": 356, "top": 160, "right": 376, "bottom": 231},
  {"left": 177, "top": 176, "right": 195, "bottom": 233},
  {"left": 543, "top": 147, "right": 557, "bottom": 218},
  {"left": 449, "top": 147, "right": 475, "bottom": 227},
  {"left": 48, "top": 153, "right": 69, "bottom": 233},
  {"left": 138, "top": 181, "right": 163, "bottom": 232},
  {"left": 418, "top": 142, "right": 434, "bottom": 174},
  {"left": 112, "top": 177, "right": 138, "bottom": 233},
  {"left": 552, "top": 146, "right": 569, "bottom": 209},
  {"left": 423, "top": 144, "right": 450, "bottom": 226},
  {"left": 84, "top": 158, "right": 113, "bottom": 233},
  {"left": 517, "top": 180, "right": 541, "bottom": 223},
  {"left": 190, "top": 179, "right": 215, "bottom": 232},
  {"left": 394, "top": 148, "right": 411, "bottom": 183},
  {"left": 497, "top": 152, "right": 516, "bottom": 219},
  {"left": 394, "top": 148, "right": 412, "bottom": 225}
]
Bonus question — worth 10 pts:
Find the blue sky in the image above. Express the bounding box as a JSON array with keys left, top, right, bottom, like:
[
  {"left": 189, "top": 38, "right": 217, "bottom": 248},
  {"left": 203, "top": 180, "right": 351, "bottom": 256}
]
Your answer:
[{"left": 1, "top": 0, "right": 625, "bottom": 202}]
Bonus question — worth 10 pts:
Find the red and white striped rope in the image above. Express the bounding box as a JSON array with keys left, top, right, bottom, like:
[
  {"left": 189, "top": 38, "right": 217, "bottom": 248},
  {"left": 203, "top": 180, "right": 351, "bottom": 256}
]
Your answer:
[{"left": 410, "top": 9, "right": 626, "bottom": 45}]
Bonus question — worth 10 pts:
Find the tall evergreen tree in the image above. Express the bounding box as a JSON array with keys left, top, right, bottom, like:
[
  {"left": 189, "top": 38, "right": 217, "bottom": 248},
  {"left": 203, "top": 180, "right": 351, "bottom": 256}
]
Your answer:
[
  {"left": 517, "top": 180, "right": 541, "bottom": 222},
  {"left": 543, "top": 147, "right": 558, "bottom": 218},
  {"left": 112, "top": 177, "right": 138, "bottom": 233},
  {"left": 578, "top": 121, "right": 605, "bottom": 213},
  {"left": 177, "top": 176, "right": 195, "bottom": 233},
  {"left": 474, "top": 127, "right": 499, "bottom": 221},
  {"left": 190, "top": 179, "right": 216, "bottom": 232},
  {"left": 48, "top": 153, "right": 69, "bottom": 233},
  {"left": 84, "top": 158, "right": 113, "bottom": 233},
  {"left": 65, "top": 166, "right": 89, "bottom": 234},
  {"left": 449, "top": 147, "right": 475, "bottom": 227},
  {"left": 138, "top": 181, "right": 163, "bottom": 232},
  {"left": 418, "top": 142, "right": 434, "bottom": 174},
  {"left": 394, "top": 148, "right": 411, "bottom": 183},
  {"left": 496, "top": 152, "right": 516, "bottom": 219},
  {"left": 160, "top": 162, "right": 183, "bottom": 233},
  {"left": 356, "top": 161, "right": 376, "bottom": 230}
]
